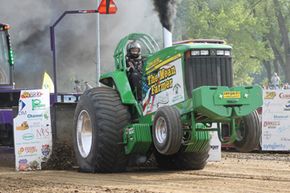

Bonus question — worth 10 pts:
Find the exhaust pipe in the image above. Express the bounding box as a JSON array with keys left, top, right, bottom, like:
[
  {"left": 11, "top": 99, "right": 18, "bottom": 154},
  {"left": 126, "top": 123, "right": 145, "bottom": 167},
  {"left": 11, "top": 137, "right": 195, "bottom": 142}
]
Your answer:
[{"left": 163, "top": 27, "right": 172, "bottom": 48}]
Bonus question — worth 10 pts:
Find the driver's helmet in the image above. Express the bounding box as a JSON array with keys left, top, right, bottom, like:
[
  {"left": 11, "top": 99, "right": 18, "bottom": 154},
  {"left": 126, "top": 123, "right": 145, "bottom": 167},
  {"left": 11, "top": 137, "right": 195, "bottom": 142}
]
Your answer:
[{"left": 126, "top": 41, "right": 141, "bottom": 58}]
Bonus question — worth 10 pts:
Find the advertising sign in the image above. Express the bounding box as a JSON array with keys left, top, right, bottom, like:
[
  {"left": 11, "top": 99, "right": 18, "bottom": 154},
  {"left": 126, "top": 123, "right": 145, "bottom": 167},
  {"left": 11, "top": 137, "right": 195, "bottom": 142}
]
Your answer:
[
  {"left": 142, "top": 55, "right": 185, "bottom": 115},
  {"left": 261, "top": 90, "right": 290, "bottom": 151},
  {"left": 208, "top": 128, "right": 221, "bottom": 162},
  {"left": 13, "top": 89, "right": 52, "bottom": 171}
]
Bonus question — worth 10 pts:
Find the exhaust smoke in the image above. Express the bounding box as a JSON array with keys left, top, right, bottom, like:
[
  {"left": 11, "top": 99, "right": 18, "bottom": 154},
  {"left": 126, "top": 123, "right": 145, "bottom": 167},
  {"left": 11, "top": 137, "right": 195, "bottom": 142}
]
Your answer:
[
  {"left": 0, "top": 0, "right": 160, "bottom": 91},
  {"left": 152, "top": 0, "right": 179, "bottom": 48},
  {"left": 152, "top": 0, "right": 178, "bottom": 31}
]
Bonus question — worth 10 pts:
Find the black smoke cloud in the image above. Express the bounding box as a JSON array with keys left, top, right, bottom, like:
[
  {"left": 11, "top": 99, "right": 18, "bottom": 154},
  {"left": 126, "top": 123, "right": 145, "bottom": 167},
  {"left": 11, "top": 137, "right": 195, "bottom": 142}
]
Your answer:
[
  {"left": 0, "top": 0, "right": 161, "bottom": 92},
  {"left": 152, "top": 0, "right": 178, "bottom": 31},
  {"left": 0, "top": 0, "right": 97, "bottom": 91}
]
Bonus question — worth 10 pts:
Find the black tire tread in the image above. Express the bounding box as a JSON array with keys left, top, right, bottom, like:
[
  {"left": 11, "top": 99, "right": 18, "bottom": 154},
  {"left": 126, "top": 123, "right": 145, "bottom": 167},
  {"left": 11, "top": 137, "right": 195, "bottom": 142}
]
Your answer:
[
  {"left": 234, "top": 110, "right": 261, "bottom": 153},
  {"left": 74, "top": 87, "right": 130, "bottom": 173},
  {"left": 155, "top": 143, "right": 210, "bottom": 170}
]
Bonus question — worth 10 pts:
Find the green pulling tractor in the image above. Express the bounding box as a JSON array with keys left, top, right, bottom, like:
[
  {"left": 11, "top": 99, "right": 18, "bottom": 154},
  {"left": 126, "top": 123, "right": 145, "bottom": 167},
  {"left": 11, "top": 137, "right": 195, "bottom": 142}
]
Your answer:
[{"left": 73, "top": 33, "right": 262, "bottom": 172}]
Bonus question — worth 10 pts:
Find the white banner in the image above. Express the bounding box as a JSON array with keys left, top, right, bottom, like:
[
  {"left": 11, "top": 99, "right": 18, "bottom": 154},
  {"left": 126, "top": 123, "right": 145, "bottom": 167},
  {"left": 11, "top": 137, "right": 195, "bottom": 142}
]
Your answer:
[
  {"left": 261, "top": 89, "right": 290, "bottom": 151},
  {"left": 142, "top": 57, "right": 185, "bottom": 115},
  {"left": 13, "top": 89, "right": 52, "bottom": 171},
  {"left": 208, "top": 129, "right": 221, "bottom": 162}
]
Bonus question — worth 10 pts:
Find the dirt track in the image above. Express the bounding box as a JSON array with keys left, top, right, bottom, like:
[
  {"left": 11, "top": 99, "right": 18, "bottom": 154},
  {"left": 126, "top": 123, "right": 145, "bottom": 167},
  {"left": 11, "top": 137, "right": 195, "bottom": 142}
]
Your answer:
[{"left": 1, "top": 152, "right": 290, "bottom": 193}]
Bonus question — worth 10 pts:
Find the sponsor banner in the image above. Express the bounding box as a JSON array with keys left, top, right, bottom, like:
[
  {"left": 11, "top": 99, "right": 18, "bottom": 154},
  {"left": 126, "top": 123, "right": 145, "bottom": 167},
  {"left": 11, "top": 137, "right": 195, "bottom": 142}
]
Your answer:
[
  {"left": 142, "top": 57, "right": 185, "bottom": 115},
  {"left": 208, "top": 126, "right": 221, "bottom": 162},
  {"left": 262, "top": 89, "right": 290, "bottom": 151},
  {"left": 14, "top": 89, "right": 52, "bottom": 171}
]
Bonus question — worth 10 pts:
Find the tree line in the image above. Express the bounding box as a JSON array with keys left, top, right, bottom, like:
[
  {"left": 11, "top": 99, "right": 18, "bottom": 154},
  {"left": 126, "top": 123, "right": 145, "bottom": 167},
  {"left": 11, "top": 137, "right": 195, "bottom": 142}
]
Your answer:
[{"left": 174, "top": 0, "right": 290, "bottom": 86}]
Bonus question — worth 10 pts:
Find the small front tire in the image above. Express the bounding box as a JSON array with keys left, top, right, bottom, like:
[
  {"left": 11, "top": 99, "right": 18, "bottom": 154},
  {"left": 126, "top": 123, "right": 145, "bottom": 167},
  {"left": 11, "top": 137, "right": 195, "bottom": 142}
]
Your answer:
[{"left": 152, "top": 106, "right": 183, "bottom": 155}]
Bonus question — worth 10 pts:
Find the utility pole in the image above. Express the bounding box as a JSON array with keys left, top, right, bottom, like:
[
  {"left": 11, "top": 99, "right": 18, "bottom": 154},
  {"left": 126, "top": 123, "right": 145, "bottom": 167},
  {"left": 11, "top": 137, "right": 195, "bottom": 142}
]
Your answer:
[{"left": 96, "top": 0, "right": 101, "bottom": 86}]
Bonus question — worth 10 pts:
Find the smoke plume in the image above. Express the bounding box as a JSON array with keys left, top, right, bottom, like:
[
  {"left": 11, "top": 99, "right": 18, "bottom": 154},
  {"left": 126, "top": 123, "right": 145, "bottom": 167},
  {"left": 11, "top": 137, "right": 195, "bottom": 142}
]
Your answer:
[
  {"left": 0, "top": 0, "right": 161, "bottom": 92},
  {"left": 152, "top": 0, "right": 178, "bottom": 31}
]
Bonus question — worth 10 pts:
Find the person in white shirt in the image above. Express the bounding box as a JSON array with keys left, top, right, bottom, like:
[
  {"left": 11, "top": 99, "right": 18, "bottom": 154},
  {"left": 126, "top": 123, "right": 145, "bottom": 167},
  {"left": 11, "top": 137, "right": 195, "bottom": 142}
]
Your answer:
[{"left": 271, "top": 72, "right": 281, "bottom": 89}]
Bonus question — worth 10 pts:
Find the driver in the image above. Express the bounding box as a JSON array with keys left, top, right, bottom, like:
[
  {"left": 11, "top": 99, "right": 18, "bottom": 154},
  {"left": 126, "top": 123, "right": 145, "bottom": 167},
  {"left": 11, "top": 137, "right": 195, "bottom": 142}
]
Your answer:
[{"left": 126, "top": 41, "right": 143, "bottom": 101}]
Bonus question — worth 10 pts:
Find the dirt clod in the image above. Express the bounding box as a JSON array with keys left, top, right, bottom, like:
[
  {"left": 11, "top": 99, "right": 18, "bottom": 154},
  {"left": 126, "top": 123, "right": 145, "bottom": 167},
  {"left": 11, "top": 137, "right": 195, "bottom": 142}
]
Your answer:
[{"left": 42, "top": 141, "right": 76, "bottom": 170}]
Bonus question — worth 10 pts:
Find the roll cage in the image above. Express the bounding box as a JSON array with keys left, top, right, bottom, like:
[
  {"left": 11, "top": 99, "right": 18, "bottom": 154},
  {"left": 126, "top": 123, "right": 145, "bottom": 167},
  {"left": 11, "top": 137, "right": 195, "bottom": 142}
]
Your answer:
[{"left": 113, "top": 33, "right": 160, "bottom": 71}]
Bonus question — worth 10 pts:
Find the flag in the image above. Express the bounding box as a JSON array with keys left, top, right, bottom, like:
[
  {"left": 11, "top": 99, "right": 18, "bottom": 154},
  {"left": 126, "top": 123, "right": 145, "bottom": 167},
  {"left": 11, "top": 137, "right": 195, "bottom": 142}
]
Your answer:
[{"left": 42, "top": 72, "right": 54, "bottom": 93}]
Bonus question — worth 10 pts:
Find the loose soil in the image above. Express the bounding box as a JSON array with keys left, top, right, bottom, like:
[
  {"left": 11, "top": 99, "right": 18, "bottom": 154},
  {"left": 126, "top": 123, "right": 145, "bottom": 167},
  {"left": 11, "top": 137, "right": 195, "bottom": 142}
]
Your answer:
[{"left": 1, "top": 152, "right": 290, "bottom": 193}]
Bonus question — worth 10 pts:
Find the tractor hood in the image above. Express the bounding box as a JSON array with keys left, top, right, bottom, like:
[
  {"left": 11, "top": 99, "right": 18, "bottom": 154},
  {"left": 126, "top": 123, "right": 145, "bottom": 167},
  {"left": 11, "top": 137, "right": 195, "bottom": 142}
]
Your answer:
[{"left": 143, "top": 43, "right": 232, "bottom": 73}]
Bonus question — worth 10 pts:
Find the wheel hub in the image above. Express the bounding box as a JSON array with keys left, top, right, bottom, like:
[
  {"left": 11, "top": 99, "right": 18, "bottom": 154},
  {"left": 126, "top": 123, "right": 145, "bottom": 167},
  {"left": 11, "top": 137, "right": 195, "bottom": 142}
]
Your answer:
[
  {"left": 76, "top": 110, "right": 93, "bottom": 158},
  {"left": 155, "top": 117, "right": 168, "bottom": 144}
]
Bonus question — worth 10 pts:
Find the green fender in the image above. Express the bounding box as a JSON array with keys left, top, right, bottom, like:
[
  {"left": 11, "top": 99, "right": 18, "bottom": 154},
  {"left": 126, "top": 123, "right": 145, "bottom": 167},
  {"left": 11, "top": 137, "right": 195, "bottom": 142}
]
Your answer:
[{"left": 100, "top": 70, "right": 142, "bottom": 115}]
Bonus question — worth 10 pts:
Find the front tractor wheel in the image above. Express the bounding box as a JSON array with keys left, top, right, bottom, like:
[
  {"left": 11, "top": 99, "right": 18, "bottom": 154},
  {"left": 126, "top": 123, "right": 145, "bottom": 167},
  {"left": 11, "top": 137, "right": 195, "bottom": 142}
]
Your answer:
[
  {"left": 153, "top": 106, "right": 183, "bottom": 155},
  {"left": 234, "top": 110, "right": 261, "bottom": 152},
  {"left": 73, "top": 87, "right": 131, "bottom": 173}
]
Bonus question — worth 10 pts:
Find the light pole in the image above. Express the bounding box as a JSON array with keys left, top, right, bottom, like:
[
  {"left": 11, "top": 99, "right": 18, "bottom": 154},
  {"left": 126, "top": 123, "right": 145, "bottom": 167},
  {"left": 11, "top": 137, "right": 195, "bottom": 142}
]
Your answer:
[
  {"left": 50, "top": 10, "right": 99, "bottom": 99},
  {"left": 96, "top": 0, "right": 101, "bottom": 86},
  {"left": 50, "top": 1, "right": 117, "bottom": 92}
]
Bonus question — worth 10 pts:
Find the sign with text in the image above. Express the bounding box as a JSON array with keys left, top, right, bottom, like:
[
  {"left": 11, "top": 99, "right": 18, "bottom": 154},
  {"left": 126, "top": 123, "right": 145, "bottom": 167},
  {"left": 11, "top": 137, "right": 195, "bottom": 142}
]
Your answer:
[
  {"left": 142, "top": 56, "right": 185, "bottom": 115},
  {"left": 14, "top": 89, "right": 52, "bottom": 171},
  {"left": 262, "top": 90, "right": 290, "bottom": 151},
  {"left": 208, "top": 128, "right": 221, "bottom": 162}
]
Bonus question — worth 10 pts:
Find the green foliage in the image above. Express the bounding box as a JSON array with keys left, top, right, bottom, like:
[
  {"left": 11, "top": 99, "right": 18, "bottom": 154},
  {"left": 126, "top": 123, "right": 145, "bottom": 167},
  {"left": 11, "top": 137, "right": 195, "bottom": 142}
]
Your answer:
[{"left": 174, "top": 0, "right": 277, "bottom": 85}]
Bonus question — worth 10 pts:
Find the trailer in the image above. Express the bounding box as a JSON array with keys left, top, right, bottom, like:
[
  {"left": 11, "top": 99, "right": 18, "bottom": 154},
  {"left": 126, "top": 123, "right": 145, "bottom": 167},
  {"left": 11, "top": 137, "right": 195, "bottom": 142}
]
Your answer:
[{"left": 0, "top": 23, "right": 18, "bottom": 146}]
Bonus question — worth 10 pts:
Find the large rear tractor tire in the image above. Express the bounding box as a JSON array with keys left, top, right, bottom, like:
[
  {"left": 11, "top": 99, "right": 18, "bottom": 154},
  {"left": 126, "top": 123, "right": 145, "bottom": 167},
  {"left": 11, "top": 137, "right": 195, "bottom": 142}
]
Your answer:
[
  {"left": 73, "top": 87, "right": 131, "bottom": 173},
  {"left": 152, "top": 106, "right": 183, "bottom": 155},
  {"left": 234, "top": 110, "right": 261, "bottom": 153},
  {"left": 154, "top": 143, "right": 210, "bottom": 170}
]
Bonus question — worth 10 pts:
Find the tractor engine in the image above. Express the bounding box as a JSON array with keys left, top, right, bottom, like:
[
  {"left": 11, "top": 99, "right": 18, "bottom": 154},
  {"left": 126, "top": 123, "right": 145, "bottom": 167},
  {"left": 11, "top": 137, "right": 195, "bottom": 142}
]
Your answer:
[
  {"left": 185, "top": 48, "right": 233, "bottom": 96},
  {"left": 173, "top": 39, "right": 232, "bottom": 97}
]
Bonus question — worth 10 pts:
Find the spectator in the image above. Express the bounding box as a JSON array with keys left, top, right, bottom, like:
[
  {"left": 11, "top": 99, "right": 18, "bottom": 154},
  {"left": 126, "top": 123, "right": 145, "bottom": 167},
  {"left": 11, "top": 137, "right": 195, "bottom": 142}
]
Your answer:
[{"left": 271, "top": 72, "right": 281, "bottom": 89}]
